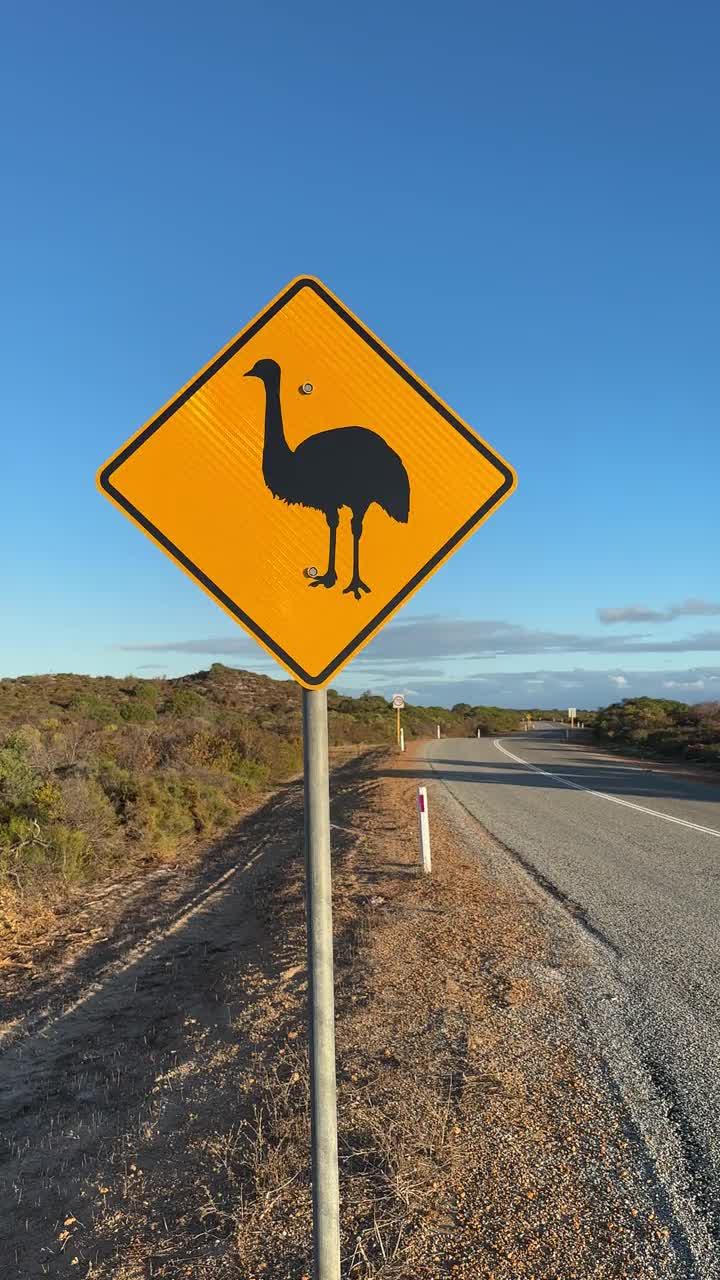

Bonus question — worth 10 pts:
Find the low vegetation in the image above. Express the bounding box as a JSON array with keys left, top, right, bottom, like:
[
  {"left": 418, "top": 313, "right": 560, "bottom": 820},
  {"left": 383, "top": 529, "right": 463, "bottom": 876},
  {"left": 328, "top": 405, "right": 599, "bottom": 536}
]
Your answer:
[
  {"left": 527, "top": 707, "right": 595, "bottom": 724},
  {"left": 0, "top": 664, "right": 522, "bottom": 903},
  {"left": 594, "top": 696, "right": 720, "bottom": 765}
]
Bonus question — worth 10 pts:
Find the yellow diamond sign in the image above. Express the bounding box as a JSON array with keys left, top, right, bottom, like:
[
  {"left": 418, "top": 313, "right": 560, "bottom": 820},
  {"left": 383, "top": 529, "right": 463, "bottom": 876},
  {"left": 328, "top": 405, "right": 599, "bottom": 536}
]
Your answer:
[{"left": 98, "top": 277, "right": 516, "bottom": 687}]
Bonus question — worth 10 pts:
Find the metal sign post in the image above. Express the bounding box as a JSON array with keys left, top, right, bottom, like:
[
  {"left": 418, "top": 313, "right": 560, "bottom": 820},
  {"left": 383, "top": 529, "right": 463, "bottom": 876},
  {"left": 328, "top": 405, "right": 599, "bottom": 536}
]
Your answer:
[
  {"left": 392, "top": 693, "right": 405, "bottom": 746},
  {"left": 303, "top": 689, "right": 341, "bottom": 1280}
]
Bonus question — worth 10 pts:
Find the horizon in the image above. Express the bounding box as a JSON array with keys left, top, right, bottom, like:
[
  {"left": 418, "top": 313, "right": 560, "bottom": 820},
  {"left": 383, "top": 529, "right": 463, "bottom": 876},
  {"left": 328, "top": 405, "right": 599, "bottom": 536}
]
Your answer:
[
  {"left": 1, "top": 661, "right": 711, "bottom": 716},
  {"left": 2, "top": 4, "right": 719, "bottom": 708}
]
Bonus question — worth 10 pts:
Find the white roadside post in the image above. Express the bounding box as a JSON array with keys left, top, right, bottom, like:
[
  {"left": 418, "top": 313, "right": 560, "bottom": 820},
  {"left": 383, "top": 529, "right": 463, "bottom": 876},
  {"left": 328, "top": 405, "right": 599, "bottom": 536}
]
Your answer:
[
  {"left": 418, "top": 786, "right": 431, "bottom": 873},
  {"left": 436, "top": 724, "right": 441, "bottom": 739}
]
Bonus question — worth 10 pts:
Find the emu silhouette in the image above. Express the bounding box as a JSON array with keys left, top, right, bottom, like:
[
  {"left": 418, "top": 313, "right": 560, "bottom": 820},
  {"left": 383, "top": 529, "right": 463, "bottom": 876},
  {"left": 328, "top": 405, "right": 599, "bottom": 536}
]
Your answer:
[{"left": 244, "top": 358, "right": 410, "bottom": 599}]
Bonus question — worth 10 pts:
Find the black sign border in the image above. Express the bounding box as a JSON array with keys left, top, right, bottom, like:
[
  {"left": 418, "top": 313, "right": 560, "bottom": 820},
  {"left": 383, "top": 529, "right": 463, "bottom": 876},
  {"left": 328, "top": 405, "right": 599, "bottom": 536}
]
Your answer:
[{"left": 99, "top": 278, "right": 515, "bottom": 687}]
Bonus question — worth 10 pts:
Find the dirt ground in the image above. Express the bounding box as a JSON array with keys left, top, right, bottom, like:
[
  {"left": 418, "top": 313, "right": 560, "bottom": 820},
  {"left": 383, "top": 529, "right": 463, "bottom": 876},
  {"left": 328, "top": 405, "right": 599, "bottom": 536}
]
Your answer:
[{"left": 0, "top": 745, "right": 683, "bottom": 1277}]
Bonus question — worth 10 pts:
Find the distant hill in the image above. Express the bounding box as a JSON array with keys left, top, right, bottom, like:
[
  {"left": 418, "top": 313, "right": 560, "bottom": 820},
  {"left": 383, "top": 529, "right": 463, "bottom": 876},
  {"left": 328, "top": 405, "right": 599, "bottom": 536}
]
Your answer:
[{"left": 0, "top": 663, "right": 521, "bottom": 740}]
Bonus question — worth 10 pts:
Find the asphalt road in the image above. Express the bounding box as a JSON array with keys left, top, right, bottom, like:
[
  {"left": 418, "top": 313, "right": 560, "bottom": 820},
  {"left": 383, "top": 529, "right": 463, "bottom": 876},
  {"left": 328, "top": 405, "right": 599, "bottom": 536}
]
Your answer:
[{"left": 424, "top": 728, "right": 720, "bottom": 1271}]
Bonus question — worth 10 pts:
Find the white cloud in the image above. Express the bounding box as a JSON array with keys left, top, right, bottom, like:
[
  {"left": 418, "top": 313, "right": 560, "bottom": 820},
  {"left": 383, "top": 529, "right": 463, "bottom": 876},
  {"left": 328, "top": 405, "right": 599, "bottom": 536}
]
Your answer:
[
  {"left": 599, "top": 599, "right": 720, "bottom": 625},
  {"left": 118, "top": 617, "right": 720, "bottom": 663},
  {"left": 663, "top": 679, "right": 705, "bottom": 690},
  {"left": 347, "top": 667, "right": 720, "bottom": 710}
]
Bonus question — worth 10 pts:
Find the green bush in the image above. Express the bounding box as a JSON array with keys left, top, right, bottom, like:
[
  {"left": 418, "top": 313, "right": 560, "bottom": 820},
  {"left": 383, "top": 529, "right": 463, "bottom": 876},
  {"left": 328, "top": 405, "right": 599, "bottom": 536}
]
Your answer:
[
  {"left": 0, "top": 815, "right": 49, "bottom": 886},
  {"left": 120, "top": 699, "right": 157, "bottom": 723},
  {"left": 128, "top": 774, "right": 198, "bottom": 844},
  {"left": 0, "top": 739, "right": 38, "bottom": 813},
  {"left": 185, "top": 778, "right": 236, "bottom": 831},
  {"left": 50, "top": 824, "right": 93, "bottom": 884},
  {"left": 0, "top": 814, "right": 93, "bottom": 890},
  {"left": 231, "top": 758, "right": 271, "bottom": 789},
  {"left": 70, "top": 694, "right": 117, "bottom": 724},
  {"left": 165, "top": 688, "right": 207, "bottom": 719},
  {"left": 61, "top": 775, "right": 120, "bottom": 844},
  {"left": 97, "top": 760, "right": 139, "bottom": 816},
  {"left": 125, "top": 773, "right": 240, "bottom": 848},
  {"left": 595, "top": 697, "right": 720, "bottom": 764}
]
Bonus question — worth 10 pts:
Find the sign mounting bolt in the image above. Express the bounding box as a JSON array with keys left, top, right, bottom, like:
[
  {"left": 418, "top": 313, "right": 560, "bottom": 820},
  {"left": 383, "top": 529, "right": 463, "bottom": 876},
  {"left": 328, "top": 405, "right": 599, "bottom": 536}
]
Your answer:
[{"left": 301, "top": 382, "right": 314, "bottom": 395}]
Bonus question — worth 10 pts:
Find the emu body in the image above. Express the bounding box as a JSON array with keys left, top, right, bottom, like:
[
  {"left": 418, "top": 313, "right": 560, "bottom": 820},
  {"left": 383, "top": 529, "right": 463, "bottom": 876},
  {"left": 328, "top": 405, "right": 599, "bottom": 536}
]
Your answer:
[{"left": 245, "top": 358, "right": 410, "bottom": 598}]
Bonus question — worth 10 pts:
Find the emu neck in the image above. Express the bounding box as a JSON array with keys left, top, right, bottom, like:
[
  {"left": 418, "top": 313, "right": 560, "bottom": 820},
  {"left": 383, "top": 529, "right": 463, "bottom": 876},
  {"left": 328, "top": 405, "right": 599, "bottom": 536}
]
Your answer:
[{"left": 261, "top": 378, "right": 293, "bottom": 479}]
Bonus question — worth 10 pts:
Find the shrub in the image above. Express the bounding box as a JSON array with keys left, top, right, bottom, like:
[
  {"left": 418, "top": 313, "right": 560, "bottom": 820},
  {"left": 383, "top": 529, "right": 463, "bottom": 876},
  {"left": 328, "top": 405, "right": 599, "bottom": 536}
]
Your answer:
[
  {"left": 120, "top": 699, "right": 157, "bottom": 723},
  {"left": 0, "top": 739, "right": 38, "bottom": 813},
  {"left": 50, "top": 824, "right": 93, "bottom": 884},
  {"left": 231, "top": 758, "right": 271, "bottom": 789},
  {"left": 126, "top": 773, "right": 240, "bottom": 849},
  {"left": 0, "top": 815, "right": 93, "bottom": 890},
  {"left": 166, "top": 688, "right": 208, "bottom": 719},
  {"left": 185, "top": 779, "right": 236, "bottom": 831},
  {"left": 0, "top": 815, "right": 50, "bottom": 887},
  {"left": 70, "top": 694, "right": 117, "bottom": 724},
  {"left": 127, "top": 774, "right": 198, "bottom": 845},
  {"left": 595, "top": 697, "right": 720, "bottom": 764},
  {"left": 34, "top": 780, "right": 63, "bottom": 821},
  {"left": 97, "top": 760, "right": 139, "bottom": 817},
  {"left": 61, "top": 775, "right": 120, "bottom": 845}
]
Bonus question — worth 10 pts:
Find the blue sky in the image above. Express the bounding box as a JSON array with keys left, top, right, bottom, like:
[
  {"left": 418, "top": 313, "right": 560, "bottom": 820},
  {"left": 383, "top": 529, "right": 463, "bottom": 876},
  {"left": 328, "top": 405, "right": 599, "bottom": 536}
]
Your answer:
[{"left": 2, "top": 1, "right": 719, "bottom": 709}]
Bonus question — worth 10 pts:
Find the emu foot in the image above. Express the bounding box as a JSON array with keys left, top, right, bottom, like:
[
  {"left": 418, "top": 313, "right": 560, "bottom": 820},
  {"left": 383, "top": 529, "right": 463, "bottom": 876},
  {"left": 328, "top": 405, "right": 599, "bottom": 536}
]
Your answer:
[
  {"left": 343, "top": 576, "right": 371, "bottom": 600},
  {"left": 309, "top": 572, "right": 337, "bottom": 589}
]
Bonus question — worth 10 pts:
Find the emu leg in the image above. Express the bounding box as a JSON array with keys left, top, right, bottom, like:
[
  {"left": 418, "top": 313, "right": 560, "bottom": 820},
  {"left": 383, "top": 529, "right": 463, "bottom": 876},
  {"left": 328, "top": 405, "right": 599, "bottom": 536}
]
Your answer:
[
  {"left": 343, "top": 512, "right": 371, "bottom": 600},
  {"left": 310, "top": 511, "right": 339, "bottom": 589}
]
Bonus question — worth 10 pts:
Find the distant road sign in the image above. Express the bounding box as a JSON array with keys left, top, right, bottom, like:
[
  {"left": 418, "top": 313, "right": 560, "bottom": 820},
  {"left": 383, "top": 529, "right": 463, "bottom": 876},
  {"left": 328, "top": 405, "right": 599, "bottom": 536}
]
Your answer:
[
  {"left": 392, "top": 694, "right": 406, "bottom": 710},
  {"left": 98, "top": 276, "right": 516, "bottom": 688},
  {"left": 568, "top": 707, "right": 577, "bottom": 721}
]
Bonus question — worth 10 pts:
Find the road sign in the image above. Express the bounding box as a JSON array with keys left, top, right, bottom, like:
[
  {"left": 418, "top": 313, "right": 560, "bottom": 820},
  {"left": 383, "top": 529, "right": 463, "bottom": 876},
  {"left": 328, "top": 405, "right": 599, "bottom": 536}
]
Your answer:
[
  {"left": 97, "top": 276, "right": 516, "bottom": 688},
  {"left": 568, "top": 707, "right": 577, "bottom": 721},
  {"left": 392, "top": 694, "right": 405, "bottom": 710}
]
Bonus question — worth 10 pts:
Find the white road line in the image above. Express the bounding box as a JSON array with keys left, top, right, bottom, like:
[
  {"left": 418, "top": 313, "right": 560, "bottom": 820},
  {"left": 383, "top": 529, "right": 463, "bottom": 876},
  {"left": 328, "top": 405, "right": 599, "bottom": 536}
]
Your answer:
[{"left": 493, "top": 739, "right": 720, "bottom": 840}]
